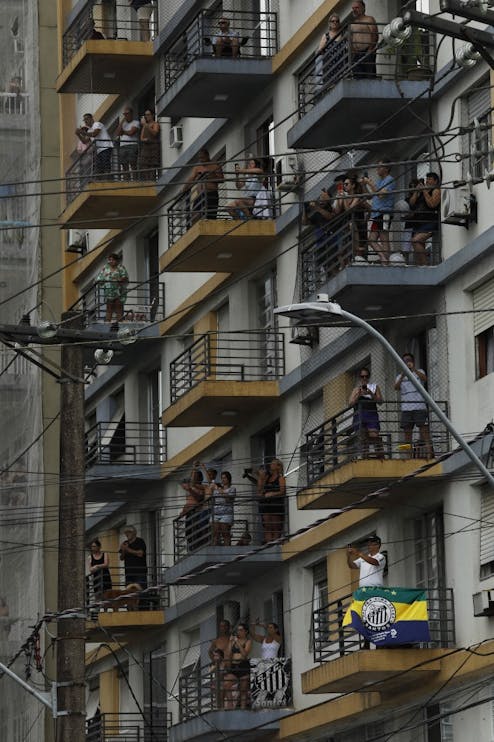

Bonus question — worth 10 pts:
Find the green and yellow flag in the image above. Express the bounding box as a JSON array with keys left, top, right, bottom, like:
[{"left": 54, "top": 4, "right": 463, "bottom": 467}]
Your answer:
[{"left": 343, "top": 587, "right": 430, "bottom": 646}]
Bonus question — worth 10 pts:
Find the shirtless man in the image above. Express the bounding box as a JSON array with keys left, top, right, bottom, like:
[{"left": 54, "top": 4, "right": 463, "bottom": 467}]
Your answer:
[
  {"left": 349, "top": 1, "right": 378, "bottom": 79},
  {"left": 208, "top": 619, "right": 232, "bottom": 660}
]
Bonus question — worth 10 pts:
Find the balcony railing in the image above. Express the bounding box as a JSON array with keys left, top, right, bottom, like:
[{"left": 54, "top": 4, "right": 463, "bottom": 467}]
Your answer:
[
  {"left": 300, "top": 208, "right": 442, "bottom": 296},
  {"left": 312, "top": 588, "right": 455, "bottom": 663},
  {"left": 86, "top": 712, "right": 171, "bottom": 742},
  {"left": 172, "top": 495, "right": 288, "bottom": 561},
  {"left": 167, "top": 181, "right": 277, "bottom": 246},
  {"left": 65, "top": 141, "right": 161, "bottom": 206},
  {"left": 297, "top": 24, "right": 435, "bottom": 116},
  {"left": 63, "top": 1, "right": 158, "bottom": 67},
  {"left": 160, "top": 9, "right": 278, "bottom": 94},
  {"left": 72, "top": 281, "right": 165, "bottom": 327},
  {"left": 87, "top": 569, "right": 169, "bottom": 612},
  {"left": 305, "top": 400, "right": 450, "bottom": 484},
  {"left": 178, "top": 658, "right": 291, "bottom": 721},
  {"left": 85, "top": 420, "right": 166, "bottom": 467},
  {"left": 170, "top": 331, "right": 285, "bottom": 403},
  {"left": 0, "top": 92, "right": 29, "bottom": 115}
]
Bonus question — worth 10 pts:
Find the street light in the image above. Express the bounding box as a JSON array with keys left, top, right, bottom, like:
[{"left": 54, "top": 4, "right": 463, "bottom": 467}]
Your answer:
[{"left": 274, "top": 295, "right": 494, "bottom": 487}]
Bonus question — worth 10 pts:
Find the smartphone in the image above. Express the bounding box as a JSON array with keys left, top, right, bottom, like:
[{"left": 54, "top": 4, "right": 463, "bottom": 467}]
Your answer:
[{"left": 337, "top": 182, "right": 344, "bottom": 194}]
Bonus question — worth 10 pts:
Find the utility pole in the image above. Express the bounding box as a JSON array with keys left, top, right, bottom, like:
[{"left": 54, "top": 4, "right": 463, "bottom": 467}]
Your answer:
[{"left": 56, "top": 310, "right": 86, "bottom": 742}]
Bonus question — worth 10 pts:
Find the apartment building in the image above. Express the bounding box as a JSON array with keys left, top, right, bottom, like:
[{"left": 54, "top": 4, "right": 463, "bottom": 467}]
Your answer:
[{"left": 56, "top": 0, "right": 494, "bottom": 740}]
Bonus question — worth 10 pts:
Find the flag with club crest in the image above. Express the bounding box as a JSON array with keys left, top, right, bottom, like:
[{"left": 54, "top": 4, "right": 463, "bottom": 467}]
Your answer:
[{"left": 343, "top": 586, "right": 430, "bottom": 646}]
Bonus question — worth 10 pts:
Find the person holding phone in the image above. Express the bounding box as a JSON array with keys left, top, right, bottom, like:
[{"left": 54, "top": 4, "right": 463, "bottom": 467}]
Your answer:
[{"left": 349, "top": 367, "right": 384, "bottom": 459}]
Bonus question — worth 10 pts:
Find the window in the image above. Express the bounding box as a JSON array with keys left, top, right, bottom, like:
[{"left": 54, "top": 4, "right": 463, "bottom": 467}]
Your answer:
[
  {"left": 480, "top": 486, "right": 494, "bottom": 579},
  {"left": 462, "top": 80, "right": 492, "bottom": 179},
  {"left": 473, "top": 279, "right": 494, "bottom": 379},
  {"left": 310, "top": 560, "right": 328, "bottom": 649}
]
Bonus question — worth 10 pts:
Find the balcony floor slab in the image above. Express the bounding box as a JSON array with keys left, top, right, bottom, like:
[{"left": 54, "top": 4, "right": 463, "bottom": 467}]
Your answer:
[
  {"left": 165, "top": 544, "right": 282, "bottom": 585},
  {"left": 163, "top": 380, "right": 280, "bottom": 427},
  {"left": 169, "top": 708, "right": 289, "bottom": 742},
  {"left": 288, "top": 79, "right": 431, "bottom": 150},
  {"left": 302, "top": 648, "right": 449, "bottom": 694},
  {"left": 85, "top": 609, "right": 165, "bottom": 641},
  {"left": 60, "top": 182, "right": 158, "bottom": 230},
  {"left": 161, "top": 219, "right": 276, "bottom": 273},
  {"left": 157, "top": 58, "right": 273, "bottom": 118},
  {"left": 57, "top": 40, "right": 154, "bottom": 94},
  {"left": 298, "top": 459, "right": 444, "bottom": 509}
]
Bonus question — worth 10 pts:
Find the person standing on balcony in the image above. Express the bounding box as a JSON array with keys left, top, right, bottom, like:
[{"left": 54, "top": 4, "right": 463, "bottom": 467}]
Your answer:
[
  {"left": 87, "top": 539, "right": 112, "bottom": 600},
  {"left": 183, "top": 148, "right": 224, "bottom": 223},
  {"left": 362, "top": 161, "right": 395, "bottom": 265},
  {"left": 257, "top": 459, "right": 286, "bottom": 543},
  {"left": 212, "top": 17, "right": 240, "bottom": 58},
  {"left": 350, "top": 1, "right": 378, "bottom": 79},
  {"left": 210, "top": 471, "right": 236, "bottom": 546},
  {"left": 349, "top": 367, "right": 384, "bottom": 459},
  {"left": 96, "top": 253, "right": 129, "bottom": 323},
  {"left": 342, "top": 173, "right": 370, "bottom": 263},
  {"left": 250, "top": 620, "right": 282, "bottom": 658},
  {"left": 138, "top": 109, "right": 160, "bottom": 179},
  {"left": 316, "top": 14, "right": 347, "bottom": 93},
  {"left": 129, "top": 0, "right": 155, "bottom": 42},
  {"left": 394, "top": 352, "right": 434, "bottom": 459},
  {"left": 119, "top": 525, "right": 148, "bottom": 589},
  {"left": 410, "top": 172, "right": 441, "bottom": 266},
  {"left": 347, "top": 535, "right": 385, "bottom": 586},
  {"left": 179, "top": 467, "right": 205, "bottom": 550},
  {"left": 76, "top": 113, "right": 114, "bottom": 176},
  {"left": 116, "top": 106, "right": 140, "bottom": 180},
  {"left": 303, "top": 189, "right": 338, "bottom": 283}
]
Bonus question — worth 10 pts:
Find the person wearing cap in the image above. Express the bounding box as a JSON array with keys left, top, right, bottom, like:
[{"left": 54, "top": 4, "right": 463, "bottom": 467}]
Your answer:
[
  {"left": 347, "top": 535, "right": 385, "bottom": 586},
  {"left": 119, "top": 526, "right": 147, "bottom": 589}
]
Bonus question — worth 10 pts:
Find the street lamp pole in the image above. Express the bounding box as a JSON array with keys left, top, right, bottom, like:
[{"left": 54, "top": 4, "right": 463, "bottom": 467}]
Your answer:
[{"left": 274, "top": 296, "right": 494, "bottom": 488}]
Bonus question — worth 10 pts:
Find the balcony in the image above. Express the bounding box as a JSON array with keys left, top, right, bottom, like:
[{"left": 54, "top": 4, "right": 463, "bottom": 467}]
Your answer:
[
  {"left": 156, "top": 9, "right": 277, "bottom": 118},
  {"left": 57, "top": 1, "right": 156, "bottom": 94},
  {"left": 85, "top": 420, "right": 166, "bottom": 502},
  {"left": 75, "top": 280, "right": 165, "bottom": 329},
  {"left": 299, "top": 209, "right": 442, "bottom": 315},
  {"left": 298, "top": 401, "right": 449, "bottom": 509},
  {"left": 163, "top": 331, "right": 284, "bottom": 427},
  {"left": 287, "top": 26, "right": 435, "bottom": 149},
  {"left": 171, "top": 658, "right": 291, "bottom": 742},
  {"left": 303, "top": 588, "right": 454, "bottom": 694},
  {"left": 164, "top": 497, "right": 286, "bottom": 585},
  {"left": 0, "top": 92, "right": 29, "bottom": 130},
  {"left": 60, "top": 143, "right": 160, "bottom": 230},
  {"left": 86, "top": 571, "right": 168, "bottom": 641},
  {"left": 161, "top": 187, "right": 277, "bottom": 273},
  {"left": 86, "top": 712, "right": 171, "bottom": 742}
]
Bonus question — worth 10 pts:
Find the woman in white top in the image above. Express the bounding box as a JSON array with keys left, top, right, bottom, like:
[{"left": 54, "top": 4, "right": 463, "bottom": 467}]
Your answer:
[{"left": 250, "top": 620, "right": 282, "bottom": 659}]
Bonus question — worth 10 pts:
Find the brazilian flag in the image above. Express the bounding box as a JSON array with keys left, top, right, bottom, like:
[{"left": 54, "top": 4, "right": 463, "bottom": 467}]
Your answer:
[{"left": 343, "top": 587, "right": 430, "bottom": 646}]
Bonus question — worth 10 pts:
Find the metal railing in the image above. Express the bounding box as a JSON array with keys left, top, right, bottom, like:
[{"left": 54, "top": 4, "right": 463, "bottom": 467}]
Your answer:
[
  {"left": 72, "top": 281, "right": 165, "bottom": 327},
  {"left": 63, "top": 1, "right": 158, "bottom": 67},
  {"left": 66, "top": 141, "right": 161, "bottom": 206},
  {"left": 160, "top": 9, "right": 278, "bottom": 94},
  {"left": 85, "top": 420, "right": 166, "bottom": 467},
  {"left": 297, "top": 24, "right": 435, "bottom": 116},
  {"left": 87, "top": 570, "right": 170, "bottom": 612},
  {"left": 170, "top": 331, "right": 285, "bottom": 403},
  {"left": 167, "top": 180, "right": 276, "bottom": 246},
  {"left": 178, "top": 658, "right": 291, "bottom": 721},
  {"left": 313, "top": 588, "right": 455, "bottom": 663},
  {"left": 0, "top": 92, "right": 29, "bottom": 115},
  {"left": 86, "top": 712, "right": 171, "bottom": 742},
  {"left": 304, "top": 400, "right": 450, "bottom": 484},
  {"left": 300, "top": 208, "right": 442, "bottom": 296}
]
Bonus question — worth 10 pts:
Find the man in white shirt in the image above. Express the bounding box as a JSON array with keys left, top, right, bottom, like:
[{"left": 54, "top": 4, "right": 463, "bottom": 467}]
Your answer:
[
  {"left": 394, "top": 352, "right": 434, "bottom": 459},
  {"left": 76, "top": 113, "right": 114, "bottom": 176},
  {"left": 115, "top": 107, "right": 140, "bottom": 179},
  {"left": 347, "top": 535, "right": 385, "bottom": 586}
]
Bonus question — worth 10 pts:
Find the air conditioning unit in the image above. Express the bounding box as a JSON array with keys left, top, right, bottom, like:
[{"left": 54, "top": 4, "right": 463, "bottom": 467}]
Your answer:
[
  {"left": 66, "top": 230, "right": 88, "bottom": 254},
  {"left": 473, "top": 589, "right": 494, "bottom": 617},
  {"left": 441, "top": 186, "right": 471, "bottom": 226},
  {"left": 169, "top": 125, "right": 183, "bottom": 149},
  {"left": 275, "top": 152, "right": 302, "bottom": 191}
]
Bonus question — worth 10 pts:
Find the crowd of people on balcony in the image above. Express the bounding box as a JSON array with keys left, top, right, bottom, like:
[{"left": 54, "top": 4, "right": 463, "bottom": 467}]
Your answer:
[
  {"left": 177, "top": 459, "right": 286, "bottom": 551},
  {"left": 74, "top": 109, "right": 160, "bottom": 183},
  {"left": 207, "top": 618, "right": 283, "bottom": 709},
  {"left": 303, "top": 161, "right": 442, "bottom": 270}
]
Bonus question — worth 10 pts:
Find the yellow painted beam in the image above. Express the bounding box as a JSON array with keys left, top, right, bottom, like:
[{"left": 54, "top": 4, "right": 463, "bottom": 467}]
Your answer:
[{"left": 279, "top": 692, "right": 381, "bottom": 740}]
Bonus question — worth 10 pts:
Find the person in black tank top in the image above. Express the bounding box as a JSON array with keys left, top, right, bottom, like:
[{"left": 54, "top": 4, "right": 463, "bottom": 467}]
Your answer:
[
  {"left": 87, "top": 539, "right": 112, "bottom": 599},
  {"left": 257, "top": 458, "right": 286, "bottom": 543}
]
